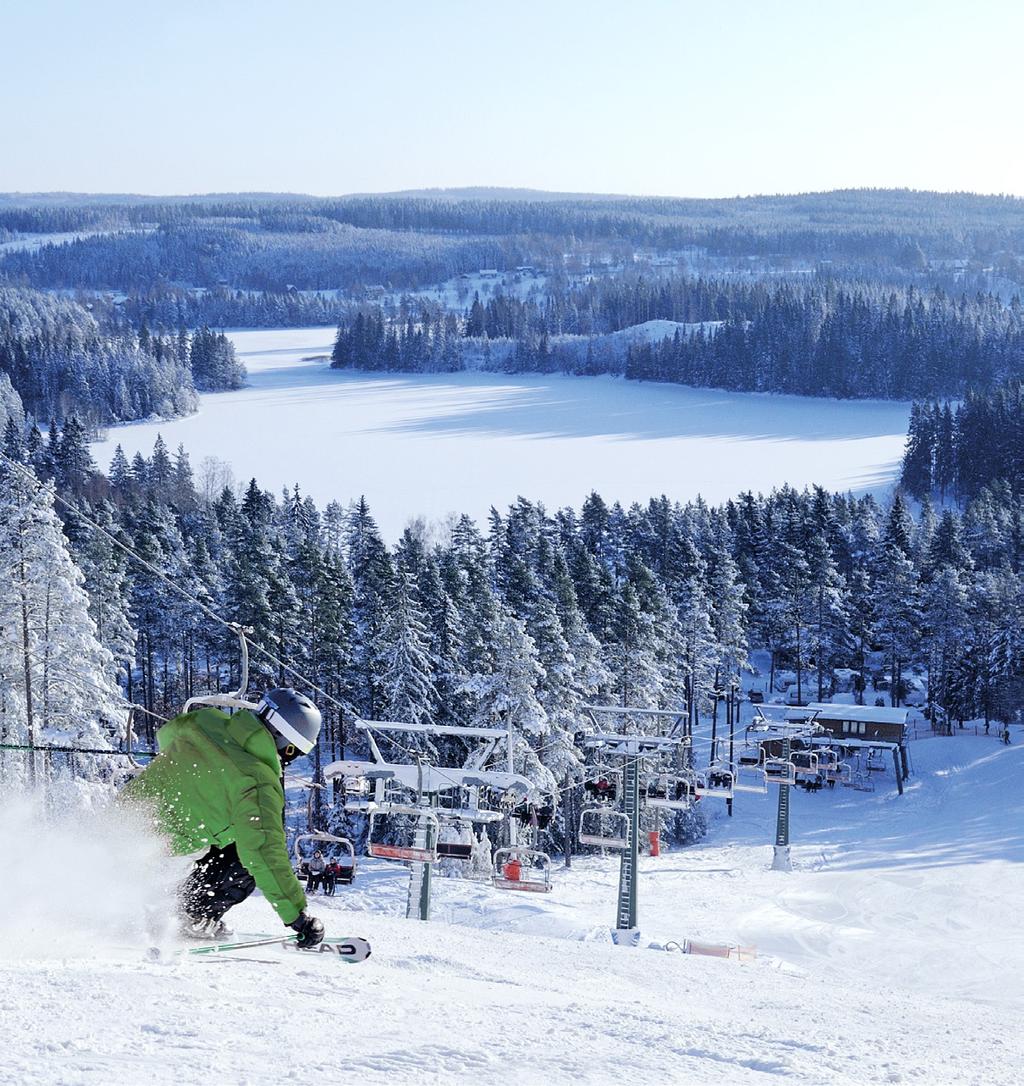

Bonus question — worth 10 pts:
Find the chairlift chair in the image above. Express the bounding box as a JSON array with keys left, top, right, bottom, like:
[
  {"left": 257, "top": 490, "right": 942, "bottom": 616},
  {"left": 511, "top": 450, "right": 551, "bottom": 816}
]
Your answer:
[
  {"left": 293, "top": 832, "right": 357, "bottom": 885},
  {"left": 491, "top": 847, "right": 553, "bottom": 893},
  {"left": 511, "top": 794, "right": 555, "bottom": 831},
  {"left": 645, "top": 770, "right": 696, "bottom": 810},
  {"left": 817, "top": 749, "right": 840, "bottom": 774},
  {"left": 826, "top": 760, "right": 852, "bottom": 784},
  {"left": 848, "top": 771, "right": 876, "bottom": 793},
  {"left": 694, "top": 762, "right": 734, "bottom": 800},
  {"left": 434, "top": 810, "right": 477, "bottom": 860},
  {"left": 733, "top": 763, "right": 768, "bottom": 794},
  {"left": 583, "top": 767, "right": 621, "bottom": 804},
  {"left": 763, "top": 757, "right": 797, "bottom": 787},
  {"left": 367, "top": 806, "right": 439, "bottom": 863},
  {"left": 578, "top": 806, "right": 630, "bottom": 849},
  {"left": 866, "top": 749, "right": 887, "bottom": 773},
  {"left": 790, "top": 751, "right": 820, "bottom": 779},
  {"left": 436, "top": 784, "right": 505, "bottom": 825},
  {"left": 436, "top": 840, "right": 474, "bottom": 860},
  {"left": 343, "top": 776, "right": 369, "bottom": 796},
  {"left": 737, "top": 744, "right": 764, "bottom": 768}
]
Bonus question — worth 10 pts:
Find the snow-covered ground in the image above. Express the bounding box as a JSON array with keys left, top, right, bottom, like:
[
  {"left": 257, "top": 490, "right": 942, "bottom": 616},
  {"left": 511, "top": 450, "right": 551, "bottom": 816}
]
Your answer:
[
  {"left": 92, "top": 328, "right": 910, "bottom": 540},
  {"left": 2, "top": 734, "right": 1020, "bottom": 1084}
]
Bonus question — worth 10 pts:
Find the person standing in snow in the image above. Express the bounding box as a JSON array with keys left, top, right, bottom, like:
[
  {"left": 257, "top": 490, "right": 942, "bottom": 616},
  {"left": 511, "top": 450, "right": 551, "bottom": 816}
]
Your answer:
[
  {"left": 307, "top": 850, "right": 327, "bottom": 894},
  {"left": 122, "top": 688, "right": 325, "bottom": 948}
]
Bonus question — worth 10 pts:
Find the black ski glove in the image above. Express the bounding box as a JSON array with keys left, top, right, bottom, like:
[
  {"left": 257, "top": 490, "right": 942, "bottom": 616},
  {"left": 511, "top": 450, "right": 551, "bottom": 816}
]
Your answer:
[{"left": 288, "top": 911, "right": 325, "bottom": 949}]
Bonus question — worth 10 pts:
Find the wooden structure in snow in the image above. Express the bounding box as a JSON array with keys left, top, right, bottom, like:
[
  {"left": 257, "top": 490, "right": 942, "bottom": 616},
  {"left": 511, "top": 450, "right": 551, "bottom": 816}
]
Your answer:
[{"left": 803, "top": 703, "right": 910, "bottom": 744}]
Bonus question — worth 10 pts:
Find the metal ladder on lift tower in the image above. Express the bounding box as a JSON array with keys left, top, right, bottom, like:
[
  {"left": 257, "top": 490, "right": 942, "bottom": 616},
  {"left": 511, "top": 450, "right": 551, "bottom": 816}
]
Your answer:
[{"left": 615, "top": 755, "right": 640, "bottom": 938}]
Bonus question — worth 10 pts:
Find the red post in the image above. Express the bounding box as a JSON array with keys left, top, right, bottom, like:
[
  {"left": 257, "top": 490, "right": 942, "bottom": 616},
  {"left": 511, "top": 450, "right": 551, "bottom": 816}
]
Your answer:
[{"left": 648, "top": 830, "right": 660, "bottom": 857}]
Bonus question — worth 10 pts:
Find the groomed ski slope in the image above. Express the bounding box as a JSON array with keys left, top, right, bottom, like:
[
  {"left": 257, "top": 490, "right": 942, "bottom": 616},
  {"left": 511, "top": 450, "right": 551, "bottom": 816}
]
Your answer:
[
  {"left": 1, "top": 734, "right": 1021, "bottom": 1085},
  {"left": 92, "top": 328, "right": 911, "bottom": 541}
]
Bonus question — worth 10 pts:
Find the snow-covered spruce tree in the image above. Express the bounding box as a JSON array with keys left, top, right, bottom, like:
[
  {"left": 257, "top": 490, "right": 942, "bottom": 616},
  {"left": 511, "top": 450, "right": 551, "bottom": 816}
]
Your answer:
[
  {"left": 381, "top": 568, "right": 437, "bottom": 728},
  {"left": 604, "top": 579, "right": 666, "bottom": 709},
  {"left": 63, "top": 499, "right": 137, "bottom": 685},
  {"left": 705, "top": 512, "right": 749, "bottom": 689},
  {"left": 0, "top": 459, "right": 122, "bottom": 795},
  {"left": 921, "top": 565, "right": 970, "bottom": 723},
  {"left": 417, "top": 552, "right": 470, "bottom": 732},
  {"left": 870, "top": 542, "right": 920, "bottom": 708},
  {"left": 805, "top": 533, "right": 851, "bottom": 702},
  {"left": 345, "top": 497, "right": 395, "bottom": 721},
  {"left": 460, "top": 603, "right": 555, "bottom": 793}
]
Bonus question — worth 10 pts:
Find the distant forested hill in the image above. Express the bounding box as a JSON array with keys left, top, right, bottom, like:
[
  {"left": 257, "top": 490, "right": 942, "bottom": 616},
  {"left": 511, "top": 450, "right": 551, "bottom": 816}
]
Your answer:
[
  {"left": 2, "top": 188, "right": 1022, "bottom": 410},
  {"left": 2, "top": 188, "right": 1022, "bottom": 293}
]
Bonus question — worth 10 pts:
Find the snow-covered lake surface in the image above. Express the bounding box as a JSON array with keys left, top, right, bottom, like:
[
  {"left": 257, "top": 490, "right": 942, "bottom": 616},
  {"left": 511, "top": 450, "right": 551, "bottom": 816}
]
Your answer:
[
  {"left": 1, "top": 734, "right": 1020, "bottom": 1084},
  {"left": 93, "top": 328, "right": 911, "bottom": 538}
]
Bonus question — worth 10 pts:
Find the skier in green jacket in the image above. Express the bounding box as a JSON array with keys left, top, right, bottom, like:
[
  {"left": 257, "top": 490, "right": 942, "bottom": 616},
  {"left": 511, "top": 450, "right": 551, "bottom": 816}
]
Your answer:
[{"left": 123, "top": 687, "right": 325, "bottom": 947}]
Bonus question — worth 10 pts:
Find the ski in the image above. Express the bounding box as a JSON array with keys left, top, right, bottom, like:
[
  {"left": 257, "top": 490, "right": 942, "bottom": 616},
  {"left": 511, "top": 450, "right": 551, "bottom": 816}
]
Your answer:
[{"left": 188, "top": 934, "right": 371, "bottom": 963}]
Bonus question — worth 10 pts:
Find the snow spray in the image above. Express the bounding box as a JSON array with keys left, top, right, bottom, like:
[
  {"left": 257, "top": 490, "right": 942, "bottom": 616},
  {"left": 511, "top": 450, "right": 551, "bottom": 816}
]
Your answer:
[{"left": 0, "top": 792, "right": 182, "bottom": 959}]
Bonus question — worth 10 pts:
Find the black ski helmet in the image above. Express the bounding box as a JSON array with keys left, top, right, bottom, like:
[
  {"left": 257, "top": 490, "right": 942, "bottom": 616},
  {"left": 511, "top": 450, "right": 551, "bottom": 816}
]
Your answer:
[{"left": 257, "top": 688, "right": 322, "bottom": 755}]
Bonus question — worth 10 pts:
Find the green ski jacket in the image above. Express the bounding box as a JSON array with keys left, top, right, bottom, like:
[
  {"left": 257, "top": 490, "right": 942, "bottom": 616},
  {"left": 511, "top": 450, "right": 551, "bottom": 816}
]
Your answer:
[{"left": 123, "top": 706, "right": 306, "bottom": 924}]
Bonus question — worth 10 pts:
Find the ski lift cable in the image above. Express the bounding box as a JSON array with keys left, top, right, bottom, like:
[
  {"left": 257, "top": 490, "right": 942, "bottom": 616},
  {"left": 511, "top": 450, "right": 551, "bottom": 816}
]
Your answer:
[{"left": 0, "top": 450, "right": 360, "bottom": 725}]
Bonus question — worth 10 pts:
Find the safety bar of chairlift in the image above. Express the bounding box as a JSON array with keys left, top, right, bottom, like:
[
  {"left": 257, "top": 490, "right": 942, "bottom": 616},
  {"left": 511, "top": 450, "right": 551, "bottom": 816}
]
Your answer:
[{"left": 182, "top": 623, "right": 257, "bottom": 713}]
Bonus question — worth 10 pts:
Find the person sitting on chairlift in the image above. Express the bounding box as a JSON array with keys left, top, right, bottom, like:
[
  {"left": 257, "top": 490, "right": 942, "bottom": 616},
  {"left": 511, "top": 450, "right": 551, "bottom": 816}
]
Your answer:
[{"left": 307, "top": 850, "right": 327, "bottom": 894}]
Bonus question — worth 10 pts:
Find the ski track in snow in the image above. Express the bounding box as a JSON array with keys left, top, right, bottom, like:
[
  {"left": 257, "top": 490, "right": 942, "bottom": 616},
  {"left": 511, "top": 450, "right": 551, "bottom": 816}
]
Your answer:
[
  {"left": 91, "top": 328, "right": 911, "bottom": 541},
  {"left": 2, "top": 735, "right": 1022, "bottom": 1085}
]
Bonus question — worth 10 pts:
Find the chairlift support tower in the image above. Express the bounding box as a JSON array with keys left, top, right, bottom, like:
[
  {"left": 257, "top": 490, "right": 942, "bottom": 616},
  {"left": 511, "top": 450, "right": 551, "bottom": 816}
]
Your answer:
[
  {"left": 750, "top": 706, "right": 822, "bottom": 873},
  {"left": 324, "top": 718, "right": 536, "bottom": 922},
  {"left": 583, "top": 705, "right": 688, "bottom": 944}
]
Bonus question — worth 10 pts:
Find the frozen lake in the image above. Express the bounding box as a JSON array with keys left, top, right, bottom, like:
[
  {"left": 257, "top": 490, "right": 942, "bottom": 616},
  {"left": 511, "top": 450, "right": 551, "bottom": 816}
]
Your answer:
[{"left": 93, "top": 328, "right": 911, "bottom": 539}]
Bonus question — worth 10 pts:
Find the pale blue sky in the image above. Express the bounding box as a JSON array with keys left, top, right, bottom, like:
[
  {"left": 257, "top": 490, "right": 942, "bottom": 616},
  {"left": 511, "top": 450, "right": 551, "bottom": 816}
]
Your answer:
[{"left": 1, "top": 0, "right": 1021, "bottom": 197}]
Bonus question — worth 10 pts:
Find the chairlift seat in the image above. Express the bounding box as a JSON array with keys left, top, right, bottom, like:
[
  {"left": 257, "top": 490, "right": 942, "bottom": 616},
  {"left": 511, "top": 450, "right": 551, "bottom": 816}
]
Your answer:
[
  {"left": 368, "top": 807, "right": 439, "bottom": 864},
  {"left": 436, "top": 841, "right": 474, "bottom": 861},
  {"left": 491, "top": 847, "right": 552, "bottom": 893},
  {"left": 733, "top": 765, "right": 768, "bottom": 794},
  {"left": 578, "top": 806, "right": 629, "bottom": 849},
  {"left": 695, "top": 766, "right": 734, "bottom": 799},
  {"left": 764, "top": 758, "right": 797, "bottom": 787}
]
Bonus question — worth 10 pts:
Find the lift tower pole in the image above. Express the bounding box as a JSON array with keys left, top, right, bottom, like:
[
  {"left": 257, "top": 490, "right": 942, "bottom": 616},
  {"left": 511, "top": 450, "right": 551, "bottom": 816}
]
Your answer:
[
  {"left": 771, "top": 733, "right": 793, "bottom": 872},
  {"left": 405, "top": 802, "right": 437, "bottom": 921},
  {"left": 614, "top": 751, "right": 641, "bottom": 942}
]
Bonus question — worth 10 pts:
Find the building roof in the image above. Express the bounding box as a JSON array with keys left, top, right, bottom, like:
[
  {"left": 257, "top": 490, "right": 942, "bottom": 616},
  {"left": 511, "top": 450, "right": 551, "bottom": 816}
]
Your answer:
[{"left": 805, "top": 702, "right": 910, "bottom": 725}]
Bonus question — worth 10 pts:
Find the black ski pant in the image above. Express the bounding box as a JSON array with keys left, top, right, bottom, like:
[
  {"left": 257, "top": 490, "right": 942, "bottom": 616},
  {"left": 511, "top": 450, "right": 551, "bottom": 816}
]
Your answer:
[{"left": 180, "top": 843, "right": 256, "bottom": 923}]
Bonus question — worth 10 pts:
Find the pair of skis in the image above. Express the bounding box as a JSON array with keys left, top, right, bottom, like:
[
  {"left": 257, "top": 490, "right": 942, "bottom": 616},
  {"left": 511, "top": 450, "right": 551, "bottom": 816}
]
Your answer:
[{"left": 188, "top": 933, "right": 371, "bottom": 963}]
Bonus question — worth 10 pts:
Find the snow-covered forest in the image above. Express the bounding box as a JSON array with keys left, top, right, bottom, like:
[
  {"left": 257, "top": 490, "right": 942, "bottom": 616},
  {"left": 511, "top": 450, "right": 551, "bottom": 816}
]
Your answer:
[
  {"left": 0, "top": 287, "right": 243, "bottom": 426},
  {"left": 4, "top": 406, "right": 1023, "bottom": 839},
  {"left": 4, "top": 189, "right": 1024, "bottom": 293},
  {"left": 901, "top": 378, "right": 1024, "bottom": 501},
  {"left": 4, "top": 190, "right": 1024, "bottom": 425},
  {"left": 331, "top": 276, "right": 1024, "bottom": 398}
]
